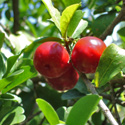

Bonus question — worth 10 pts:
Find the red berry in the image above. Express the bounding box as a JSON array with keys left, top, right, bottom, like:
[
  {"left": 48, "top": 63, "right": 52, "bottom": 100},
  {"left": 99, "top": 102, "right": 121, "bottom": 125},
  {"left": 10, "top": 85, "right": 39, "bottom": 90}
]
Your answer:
[
  {"left": 71, "top": 36, "right": 106, "bottom": 73},
  {"left": 33, "top": 42, "right": 70, "bottom": 78},
  {"left": 46, "top": 63, "right": 79, "bottom": 91}
]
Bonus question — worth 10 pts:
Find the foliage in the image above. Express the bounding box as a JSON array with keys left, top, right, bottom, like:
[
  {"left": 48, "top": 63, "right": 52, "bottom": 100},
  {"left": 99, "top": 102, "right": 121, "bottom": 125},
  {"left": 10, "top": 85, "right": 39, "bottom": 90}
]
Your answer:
[{"left": 0, "top": 0, "right": 125, "bottom": 125}]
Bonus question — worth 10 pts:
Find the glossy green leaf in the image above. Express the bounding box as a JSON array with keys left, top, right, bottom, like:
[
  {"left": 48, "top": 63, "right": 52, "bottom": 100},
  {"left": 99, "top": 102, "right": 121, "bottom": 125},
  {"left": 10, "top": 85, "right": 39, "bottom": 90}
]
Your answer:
[
  {"left": 117, "top": 27, "right": 125, "bottom": 42},
  {"left": 0, "top": 52, "right": 6, "bottom": 79},
  {"left": 0, "top": 65, "right": 37, "bottom": 94},
  {"left": 67, "top": 10, "right": 84, "bottom": 37},
  {"left": 62, "top": 0, "right": 81, "bottom": 7},
  {"left": 95, "top": 44, "right": 125, "bottom": 87},
  {"left": 60, "top": 3, "right": 80, "bottom": 38},
  {"left": 66, "top": 95, "right": 101, "bottom": 125},
  {"left": 72, "top": 19, "right": 88, "bottom": 38},
  {"left": 92, "top": 12, "right": 115, "bottom": 36},
  {"left": 0, "top": 32, "right": 5, "bottom": 48},
  {"left": 42, "top": 0, "right": 61, "bottom": 30},
  {"left": 36, "top": 98, "right": 60, "bottom": 125}
]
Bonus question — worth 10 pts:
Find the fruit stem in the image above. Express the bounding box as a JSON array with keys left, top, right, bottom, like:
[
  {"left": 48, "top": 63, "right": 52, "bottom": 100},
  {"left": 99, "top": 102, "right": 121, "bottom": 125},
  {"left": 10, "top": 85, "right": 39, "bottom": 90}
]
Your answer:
[{"left": 80, "top": 73, "right": 119, "bottom": 125}]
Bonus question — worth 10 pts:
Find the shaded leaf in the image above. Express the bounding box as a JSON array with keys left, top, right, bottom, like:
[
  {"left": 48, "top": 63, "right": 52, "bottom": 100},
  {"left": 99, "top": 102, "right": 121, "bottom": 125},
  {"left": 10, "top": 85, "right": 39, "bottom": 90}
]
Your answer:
[
  {"left": 0, "top": 52, "right": 6, "bottom": 79},
  {"left": 60, "top": 3, "right": 80, "bottom": 38},
  {"left": 66, "top": 95, "right": 101, "bottom": 125},
  {"left": 117, "top": 27, "right": 125, "bottom": 42},
  {"left": 36, "top": 98, "right": 60, "bottom": 125},
  {"left": 0, "top": 32, "right": 5, "bottom": 48},
  {"left": 95, "top": 44, "right": 125, "bottom": 87},
  {"left": 92, "top": 12, "right": 115, "bottom": 36}
]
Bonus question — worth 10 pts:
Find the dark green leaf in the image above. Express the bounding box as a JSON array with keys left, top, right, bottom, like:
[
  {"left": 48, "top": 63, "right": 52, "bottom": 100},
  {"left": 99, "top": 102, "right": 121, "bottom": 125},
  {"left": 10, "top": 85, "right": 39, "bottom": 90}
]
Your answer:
[
  {"left": 36, "top": 98, "right": 60, "bottom": 125},
  {"left": 117, "top": 27, "right": 125, "bottom": 42},
  {"left": 0, "top": 52, "right": 6, "bottom": 79},
  {"left": 60, "top": 3, "right": 80, "bottom": 38},
  {"left": 0, "top": 32, "right": 5, "bottom": 48},
  {"left": 0, "top": 94, "right": 25, "bottom": 124},
  {"left": 42, "top": 0, "right": 61, "bottom": 30},
  {"left": 95, "top": 44, "right": 125, "bottom": 87},
  {"left": 66, "top": 95, "right": 101, "bottom": 125},
  {"left": 92, "top": 12, "right": 115, "bottom": 36}
]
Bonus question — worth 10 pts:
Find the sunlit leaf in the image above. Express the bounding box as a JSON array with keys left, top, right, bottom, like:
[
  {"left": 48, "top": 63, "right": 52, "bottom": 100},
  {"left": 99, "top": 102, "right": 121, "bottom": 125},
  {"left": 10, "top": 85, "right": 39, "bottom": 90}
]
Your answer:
[
  {"left": 36, "top": 98, "right": 60, "bottom": 125},
  {"left": 66, "top": 95, "right": 101, "bottom": 125},
  {"left": 60, "top": 3, "right": 80, "bottom": 38},
  {"left": 42, "top": 0, "right": 61, "bottom": 30},
  {"left": 95, "top": 44, "right": 125, "bottom": 87}
]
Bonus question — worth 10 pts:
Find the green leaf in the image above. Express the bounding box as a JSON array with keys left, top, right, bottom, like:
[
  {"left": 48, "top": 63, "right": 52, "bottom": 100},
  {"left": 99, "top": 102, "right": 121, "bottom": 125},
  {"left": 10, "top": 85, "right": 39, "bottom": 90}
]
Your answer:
[
  {"left": 92, "top": 12, "right": 115, "bottom": 37},
  {"left": 60, "top": 3, "right": 80, "bottom": 38},
  {"left": 0, "top": 32, "right": 5, "bottom": 48},
  {"left": 3, "top": 54, "right": 21, "bottom": 78},
  {"left": 66, "top": 95, "right": 101, "bottom": 125},
  {"left": 0, "top": 65, "right": 37, "bottom": 94},
  {"left": 0, "top": 52, "right": 6, "bottom": 79},
  {"left": 62, "top": 0, "right": 81, "bottom": 7},
  {"left": 0, "top": 93, "right": 21, "bottom": 103},
  {"left": 95, "top": 44, "right": 125, "bottom": 87},
  {"left": 25, "top": 19, "right": 38, "bottom": 38},
  {"left": 36, "top": 98, "right": 60, "bottom": 125},
  {"left": 67, "top": 10, "right": 84, "bottom": 37},
  {"left": 42, "top": 0, "right": 61, "bottom": 30},
  {"left": 117, "top": 27, "right": 125, "bottom": 42},
  {"left": 72, "top": 19, "right": 88, "bottom": 38},
  {"left": 0, "top": 94, "right": 25, "bottom": 125}
]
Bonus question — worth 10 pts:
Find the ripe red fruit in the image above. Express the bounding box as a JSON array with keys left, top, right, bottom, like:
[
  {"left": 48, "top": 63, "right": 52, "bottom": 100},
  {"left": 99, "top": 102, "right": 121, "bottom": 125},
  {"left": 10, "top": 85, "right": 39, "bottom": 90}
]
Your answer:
[
  {"left": 33, "top": 42, "right": 70, "bottom": 78},
  {"left": 46, "top": 63, "right": 79, "bottom": 91},
  {"left": 71, "top": 36, "right": 106, "bottom": 73}
]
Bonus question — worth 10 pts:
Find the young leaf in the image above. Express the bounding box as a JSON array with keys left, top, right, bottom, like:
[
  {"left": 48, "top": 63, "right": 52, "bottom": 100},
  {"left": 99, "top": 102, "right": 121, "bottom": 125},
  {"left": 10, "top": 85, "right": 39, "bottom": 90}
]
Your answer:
[
  {"left": 42, "top": 0, "right": 61, "bottom": 30},
  {"left": 60, "top": 3, "right": 80, "bottom": 38},
  {"left": 95, "top": 43, "right": 125, "bottom": 87},
  {"left": 66, "top": 95, "right": 101, "bottom": 125},
  {"left": 36, "top": 98, "right": 60, "bottom": 125}
]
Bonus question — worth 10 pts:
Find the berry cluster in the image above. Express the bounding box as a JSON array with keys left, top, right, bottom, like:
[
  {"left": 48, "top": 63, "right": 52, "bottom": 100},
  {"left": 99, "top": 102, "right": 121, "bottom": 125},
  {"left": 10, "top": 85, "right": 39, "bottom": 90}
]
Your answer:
[{"left": 33, "top": 37, "right": 106, "bottom": 91}]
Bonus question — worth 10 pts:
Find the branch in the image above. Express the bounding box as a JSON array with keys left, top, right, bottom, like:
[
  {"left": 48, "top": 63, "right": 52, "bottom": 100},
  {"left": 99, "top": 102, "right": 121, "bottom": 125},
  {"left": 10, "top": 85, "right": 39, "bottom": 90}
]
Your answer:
[
  {"left": 12, "top": 0, "right": 20, "bottom": 34},
  {"left": 110, "top": 84, "right": 122, "bottom": 125},
  {"left": 99, "top": 2, "right": 125, "bottom": 40},
  {"left": 81, "top": 73, "right": 119, "bottom": 125}
]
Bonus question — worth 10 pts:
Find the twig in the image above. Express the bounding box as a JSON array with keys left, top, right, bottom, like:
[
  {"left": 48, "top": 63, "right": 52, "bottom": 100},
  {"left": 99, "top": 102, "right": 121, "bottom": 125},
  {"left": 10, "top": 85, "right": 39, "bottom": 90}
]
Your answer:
[
  {"left": 99, "top": 2, "right": 125, "bottom": 40},
  {"left": 110, "top": 84, "right": 122, "bottom": 125},
  {"left": 100, "top": 93, "right": 125, "bottom": 107},
  {"left": 81, "top": 73, "right": 119, "bottom": 125}
]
